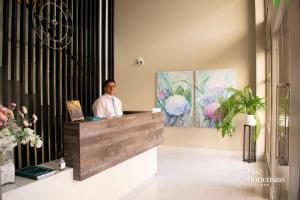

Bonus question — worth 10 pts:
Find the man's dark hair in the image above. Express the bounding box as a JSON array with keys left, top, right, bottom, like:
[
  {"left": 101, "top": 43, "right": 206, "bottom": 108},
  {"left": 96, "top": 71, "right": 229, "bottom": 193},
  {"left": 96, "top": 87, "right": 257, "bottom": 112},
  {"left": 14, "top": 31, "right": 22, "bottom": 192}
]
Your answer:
[{"left": 103, "top": 79, "right": 116, "bottom": 90}]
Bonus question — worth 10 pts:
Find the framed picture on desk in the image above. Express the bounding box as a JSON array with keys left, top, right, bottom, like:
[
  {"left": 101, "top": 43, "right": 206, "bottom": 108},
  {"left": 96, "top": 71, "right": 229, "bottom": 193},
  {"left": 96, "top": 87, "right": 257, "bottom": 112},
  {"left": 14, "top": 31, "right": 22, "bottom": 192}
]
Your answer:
[{"left": 66, "top": 100, "right": 85, "bottom": 121}]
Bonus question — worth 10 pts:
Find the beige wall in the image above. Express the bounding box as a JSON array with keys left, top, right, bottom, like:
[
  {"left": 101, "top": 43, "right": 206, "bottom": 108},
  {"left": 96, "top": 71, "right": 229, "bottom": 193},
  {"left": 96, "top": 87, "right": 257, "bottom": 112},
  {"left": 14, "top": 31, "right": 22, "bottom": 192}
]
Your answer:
[{"left": 115, "top": 0, "right": 256, "bottom": 151}]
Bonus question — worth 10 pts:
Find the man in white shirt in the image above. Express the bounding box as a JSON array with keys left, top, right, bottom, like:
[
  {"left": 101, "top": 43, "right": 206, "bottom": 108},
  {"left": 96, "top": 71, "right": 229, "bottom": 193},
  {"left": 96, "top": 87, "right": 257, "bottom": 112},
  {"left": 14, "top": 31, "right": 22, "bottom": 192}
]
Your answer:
[{"left": 92, "top": 79, "right": 123, "bottom": 118}]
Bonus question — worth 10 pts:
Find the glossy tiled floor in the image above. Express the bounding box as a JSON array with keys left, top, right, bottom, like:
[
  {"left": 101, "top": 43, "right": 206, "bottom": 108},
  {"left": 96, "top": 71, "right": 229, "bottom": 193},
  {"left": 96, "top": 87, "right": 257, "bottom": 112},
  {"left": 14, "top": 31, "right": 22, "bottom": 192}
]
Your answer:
[{"left": 122, "top": 146, "right": 269, "bottom": 200}]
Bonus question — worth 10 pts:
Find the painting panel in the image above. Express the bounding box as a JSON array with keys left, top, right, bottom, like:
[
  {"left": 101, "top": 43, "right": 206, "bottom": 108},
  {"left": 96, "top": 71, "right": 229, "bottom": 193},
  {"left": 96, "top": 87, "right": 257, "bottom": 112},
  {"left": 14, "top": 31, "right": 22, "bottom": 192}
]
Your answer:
[
  {"left": 195, "top": 69, "right": 235, "bottom": 128},
  {"left": 157, "top": 71, "right": 193, "bottom": 127}
]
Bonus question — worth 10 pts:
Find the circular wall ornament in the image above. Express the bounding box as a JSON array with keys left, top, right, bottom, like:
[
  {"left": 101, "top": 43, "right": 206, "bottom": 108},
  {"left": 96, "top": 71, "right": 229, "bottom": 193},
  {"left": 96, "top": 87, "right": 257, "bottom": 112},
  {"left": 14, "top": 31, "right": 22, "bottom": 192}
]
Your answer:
[{"left": 32, "top": 0, "right": 73, "bottom": 50}]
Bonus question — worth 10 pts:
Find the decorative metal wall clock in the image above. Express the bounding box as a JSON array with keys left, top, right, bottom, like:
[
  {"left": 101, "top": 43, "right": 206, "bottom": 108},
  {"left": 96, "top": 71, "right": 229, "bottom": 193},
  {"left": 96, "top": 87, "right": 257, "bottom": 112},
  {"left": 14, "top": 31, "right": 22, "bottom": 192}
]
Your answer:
[{"left": 32, "top": 0, "right": 73, "bottom": 50}]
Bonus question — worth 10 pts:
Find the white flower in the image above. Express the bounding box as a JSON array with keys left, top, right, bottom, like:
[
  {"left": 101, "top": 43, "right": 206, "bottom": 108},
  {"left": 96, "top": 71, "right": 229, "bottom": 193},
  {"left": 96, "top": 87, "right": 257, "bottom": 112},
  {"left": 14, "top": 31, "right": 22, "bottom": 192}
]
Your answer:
[
  {"left": 21, "top": 137, "right": 30, "bottom": 145},
  {"left": 22, "top": 106, "right": 28, "bottom": 114},
  {"left": 20, "top": 128, "right": 35, "bottom": 145},
  {"left": 30, "top": 136, "right": 42, "bottom": 148},
  {"left": 24, "top": 128, "right": 34, "bottom": 136},
  {"left": 32, "top": 114, "right": 38, "bottom": 123},
  {"left": 23, "top": 120, "right": 29, "bottom": 127},
  {"left": 36, "top": 139, "right": 43, "bottom": 148},
  {"left": 26, "top": 128, "right": 35, "bottom": 140},
  {"left": 30, "top": 141, "right": 35, "bottom": 148},
  {"left": 0, "top": 128, "right": 11, "bottom": 137},
  {"left": 1, "top": 135, "right": 17, "bottom": 150},
  {"left": 165, "top": 95, "right": 191, "bottom": 116}
]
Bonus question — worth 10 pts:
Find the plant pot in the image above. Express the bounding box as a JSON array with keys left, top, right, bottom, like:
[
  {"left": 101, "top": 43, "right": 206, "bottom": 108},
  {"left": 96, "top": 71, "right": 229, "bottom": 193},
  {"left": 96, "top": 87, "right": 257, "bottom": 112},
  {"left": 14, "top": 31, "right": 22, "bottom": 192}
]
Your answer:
[
  {"left": 245, "top": 115, "right": 256, "bottom": 126},
  {"left": 0, "top": 150, "right": 15, "bottom": 186}
]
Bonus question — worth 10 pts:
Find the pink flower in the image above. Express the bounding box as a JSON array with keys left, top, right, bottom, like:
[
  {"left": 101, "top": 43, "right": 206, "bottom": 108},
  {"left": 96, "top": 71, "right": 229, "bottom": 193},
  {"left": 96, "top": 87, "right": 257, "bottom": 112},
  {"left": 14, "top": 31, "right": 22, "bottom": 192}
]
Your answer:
[
  {"left": 7, "top": 109, "right": 14, "bottom": 119},
  {"left": 23, "top": 120, "right": 29, "bottom": 127},
  {"left": 0, "top": 105, "right": 5, "bottom": 112},
  {"left": 0, "top": 120, "right": 4, "bottom": 128},
  {"left": 19, "top": 111, "right": 25, "bottom": 119},
  {"left": 22, "top": 106, "right": 28, "bottom": 114},
  {"left": 12, "top": 123, "right": 21, "bottom": 133},
  {"left": 10, "top": 103, "right": 17, "bottom": 110},
  {"left": 0, "top": 109, "right": 8, "bottom": 122},
  {"left": 204, "top": 102, "right": 220, "bottom": 122},
  {"left": 32, "top": 114, "right": 38, "bottom": 123},
  {"left": 158, "top": 89, "right": 170, "bottom": 101}
]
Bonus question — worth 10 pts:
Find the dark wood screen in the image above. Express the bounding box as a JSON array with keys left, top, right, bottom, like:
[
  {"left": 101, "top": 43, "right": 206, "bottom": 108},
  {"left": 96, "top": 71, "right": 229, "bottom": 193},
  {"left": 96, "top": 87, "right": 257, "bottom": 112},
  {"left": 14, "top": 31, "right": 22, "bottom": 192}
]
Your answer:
[{"left": 0, "top": 0, "right": 114, "bottom": 169}]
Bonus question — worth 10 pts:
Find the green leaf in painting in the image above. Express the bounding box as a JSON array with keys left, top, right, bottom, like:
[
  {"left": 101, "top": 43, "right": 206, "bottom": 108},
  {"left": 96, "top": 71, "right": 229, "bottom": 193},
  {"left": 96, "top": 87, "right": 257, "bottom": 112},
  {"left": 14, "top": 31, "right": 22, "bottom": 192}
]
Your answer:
[
  {"left": 183, "top": 90, "right": 192, "bottom": 102},
  {"left": 175, "top": 85, "right": 185, "bottom": 96}
]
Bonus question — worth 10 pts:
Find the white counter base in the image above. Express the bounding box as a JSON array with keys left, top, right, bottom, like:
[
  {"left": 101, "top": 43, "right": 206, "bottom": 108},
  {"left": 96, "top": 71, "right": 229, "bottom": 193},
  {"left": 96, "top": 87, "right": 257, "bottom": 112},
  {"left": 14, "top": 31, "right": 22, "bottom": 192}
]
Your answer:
[{"left": 2, "top": 147, "right": 157, "bottom": 200}]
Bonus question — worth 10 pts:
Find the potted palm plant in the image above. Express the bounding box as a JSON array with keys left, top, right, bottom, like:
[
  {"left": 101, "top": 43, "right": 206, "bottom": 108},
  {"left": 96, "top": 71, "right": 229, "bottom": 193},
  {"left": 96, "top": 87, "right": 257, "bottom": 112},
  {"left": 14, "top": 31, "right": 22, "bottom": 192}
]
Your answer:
[{"left": 216, "top": 86, "right": 265, "bottom": 140}]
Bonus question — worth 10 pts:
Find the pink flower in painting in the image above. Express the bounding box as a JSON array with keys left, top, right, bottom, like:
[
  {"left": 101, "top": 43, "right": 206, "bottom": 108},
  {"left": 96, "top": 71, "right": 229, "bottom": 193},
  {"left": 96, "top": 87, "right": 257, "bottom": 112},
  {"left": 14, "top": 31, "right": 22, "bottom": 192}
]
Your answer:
[
  {"left": 204, "top": 102, "right": 220, "bottom": 122},
  {"left": 158, "top": 89, "right": 170, "bottom": 101}
]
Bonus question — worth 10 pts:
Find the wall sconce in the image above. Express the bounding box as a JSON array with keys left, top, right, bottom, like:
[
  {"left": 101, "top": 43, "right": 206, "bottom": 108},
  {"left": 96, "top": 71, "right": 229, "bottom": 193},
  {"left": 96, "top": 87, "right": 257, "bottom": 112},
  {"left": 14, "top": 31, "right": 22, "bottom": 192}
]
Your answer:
[{"left": 136, "top": 57, "right": 145, "bottom": 65}]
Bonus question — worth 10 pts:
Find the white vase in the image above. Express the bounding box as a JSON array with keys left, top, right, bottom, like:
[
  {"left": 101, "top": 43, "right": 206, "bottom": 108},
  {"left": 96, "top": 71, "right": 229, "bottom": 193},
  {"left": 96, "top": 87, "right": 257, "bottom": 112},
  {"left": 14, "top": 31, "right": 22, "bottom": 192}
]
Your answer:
[
  {"left": 245, "top": 115, "right": 256, "bottom": 126},
  {"left": 0, "top": 150, "right": 15, "bottom": 186}
]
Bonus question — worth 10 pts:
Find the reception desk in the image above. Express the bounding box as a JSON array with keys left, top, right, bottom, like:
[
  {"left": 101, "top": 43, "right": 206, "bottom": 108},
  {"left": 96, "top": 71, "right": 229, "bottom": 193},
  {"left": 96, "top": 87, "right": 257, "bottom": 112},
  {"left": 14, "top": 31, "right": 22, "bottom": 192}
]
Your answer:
[
  {"left": 2, "top": 111, "right": 164, "bottom": 200},
  {"left": 64, "top": 111, "right": 164, "bottom": 181}
]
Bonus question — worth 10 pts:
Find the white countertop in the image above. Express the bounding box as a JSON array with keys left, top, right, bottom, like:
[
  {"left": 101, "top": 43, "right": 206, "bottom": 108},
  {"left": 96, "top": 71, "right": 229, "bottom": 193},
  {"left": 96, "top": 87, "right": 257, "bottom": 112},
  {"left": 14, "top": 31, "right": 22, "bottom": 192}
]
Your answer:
[{"left": 2, "top": 160, "right": 72, "bottom": 194}]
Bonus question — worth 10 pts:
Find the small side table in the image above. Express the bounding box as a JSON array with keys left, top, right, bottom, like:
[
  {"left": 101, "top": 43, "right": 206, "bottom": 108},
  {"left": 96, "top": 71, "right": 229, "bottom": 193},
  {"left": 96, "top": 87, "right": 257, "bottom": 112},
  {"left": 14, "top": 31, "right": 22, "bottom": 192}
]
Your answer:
[{"left": 243, "top": 125, "right": 256, "bottom": 163}]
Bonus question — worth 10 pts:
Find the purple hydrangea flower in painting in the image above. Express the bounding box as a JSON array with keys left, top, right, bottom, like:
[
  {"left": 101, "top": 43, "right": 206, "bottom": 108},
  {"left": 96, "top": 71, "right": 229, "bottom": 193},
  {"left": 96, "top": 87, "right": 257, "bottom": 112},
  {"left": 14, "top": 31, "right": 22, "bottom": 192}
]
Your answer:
[
  {"left": 158, "top": 88, "right": 171, "bottom": 101},
  {"left": 165, "top": 95, "right": 191, "bottom": 116},
  {"left": 204, "top": 102, "right": 220, "bottom": 122},
  {"left": 202, "top": 95, "right": 215, "bottom": 106},
  {"left": 211, "top": 86, "right": 230, "bottom": 99}
]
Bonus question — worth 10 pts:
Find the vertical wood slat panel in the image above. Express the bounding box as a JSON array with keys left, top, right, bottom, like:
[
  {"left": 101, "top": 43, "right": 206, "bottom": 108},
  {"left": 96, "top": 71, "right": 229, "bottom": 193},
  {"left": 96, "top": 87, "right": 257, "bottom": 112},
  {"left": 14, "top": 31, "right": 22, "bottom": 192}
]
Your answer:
[
  {"left": 93, "top": 0, "right": 97, "bottom": 100},
  {"left": 87, "top": 0, "right": 92, "bottom": 115},
  {"left": 18, "top": 0, "right": 26, "bottom": 169},
  {"left": 42, "top": 0, "right": 50, "bottom": 163},
  {"left": 2, "top": 0, "right": 9, "bottom": 108},
  {"left": 82, "top": 0, "right": 87, "bottom": 115},
  {"left": 10, "top": 0, "right": 17, "bottom": 102},
  {"left": 65, "top": 0, "right": 70, "bottom": 102},
  {"left": 85, "top": 0, "right": 89, "bottom": 115},
  {"left": 0, "top": 0, "right": 111, "bottom": 169},
  {"left": 62, "top": 0, "right": 70, "bottom": 153},
  {"left": 51, "top": 0, "right": 56, "bottom": 161},
  {"left": 108, "top": 0, "right": 114, "bottom": 80},
  {"left": 78, "top": 0, "right": 83, "bottom": 110},
  {"left": 91, "top": 0, "right": 95, "bottom": 103},
  {"left": 24, "top": 0, "right": 30, "bottom": 168},
  {"left": 96, "top": 0, "right": 101, "bottom": 96},
  {"left": 55, "top": 0, "right": 62, "bottom": 159},
  {"left": 35, "top": 0, "right": 43, "bottom": 164},
  {"left": 49, "top": 0, "right": 56, "bottom": 161},
  {"left": 101, "top": 0, "right": 107, "bottom": 90},
  {"left": 10, "top": 0, "right": 20, "bottom": 169},
  {"left": 72, "top": 0, "right": 78, "bottom": 100},
  {"left": 97, "top": 0, "right": 100, "bottom": 96},
  {"left": 28, "top": 0, "right": 35, "bottom": 166}
]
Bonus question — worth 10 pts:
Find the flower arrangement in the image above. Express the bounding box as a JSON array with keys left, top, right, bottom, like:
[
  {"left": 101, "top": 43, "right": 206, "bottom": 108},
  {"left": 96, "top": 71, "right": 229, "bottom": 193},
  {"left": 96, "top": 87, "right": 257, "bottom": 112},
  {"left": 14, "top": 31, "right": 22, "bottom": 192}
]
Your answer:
[{"left": 0, "top": 103, "right": 42, "bottom": 154}]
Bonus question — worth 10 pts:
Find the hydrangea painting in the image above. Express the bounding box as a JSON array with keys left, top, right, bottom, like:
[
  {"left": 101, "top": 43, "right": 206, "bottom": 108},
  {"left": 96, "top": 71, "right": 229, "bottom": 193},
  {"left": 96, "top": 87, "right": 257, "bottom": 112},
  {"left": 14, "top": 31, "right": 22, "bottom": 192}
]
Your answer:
[
  {"left": 195, "top": 69, "right": 235, "bottom": 128},
  {"left": 157, "top": 71, "right": 193, "bottom": 127}
]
